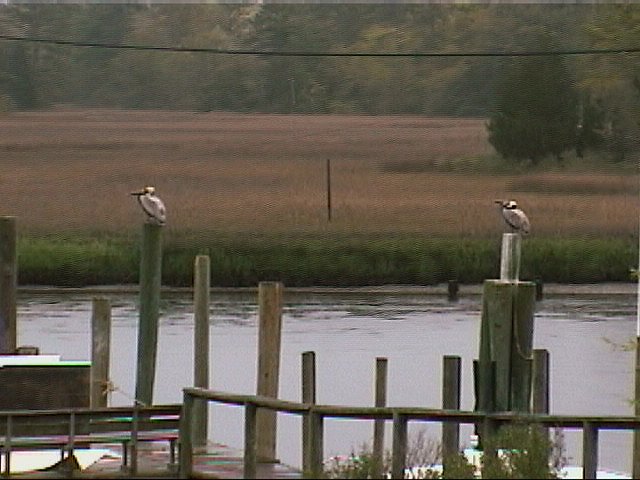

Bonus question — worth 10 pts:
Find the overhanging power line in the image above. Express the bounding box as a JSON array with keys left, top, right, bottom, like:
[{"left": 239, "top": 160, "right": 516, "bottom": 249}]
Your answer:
[{"left": 0, "top": 34, "right": 638, "bottom": 57}]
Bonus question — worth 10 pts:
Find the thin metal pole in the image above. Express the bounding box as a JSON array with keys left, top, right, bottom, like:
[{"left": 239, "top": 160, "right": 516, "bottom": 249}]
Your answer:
[{"left": 372, "top": 357, "right": 388, "bottom": 479}]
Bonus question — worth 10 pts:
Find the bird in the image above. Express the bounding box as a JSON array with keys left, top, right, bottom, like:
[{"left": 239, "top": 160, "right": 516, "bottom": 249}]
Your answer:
[
  {"left": 131, "top": 186, "right": 167, "bottom": 226},
  {"left": 494, "top": 199, "right": 530, "bottom": 234}
]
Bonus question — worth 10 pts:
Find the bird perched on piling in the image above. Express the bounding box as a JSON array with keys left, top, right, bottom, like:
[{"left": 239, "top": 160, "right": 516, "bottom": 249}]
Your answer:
[
  {"left": 494, "top": 199, "right": 530, "bottom": 234},
  {"left": 131, "top": 186, "right": 167, "bottom": 226}
]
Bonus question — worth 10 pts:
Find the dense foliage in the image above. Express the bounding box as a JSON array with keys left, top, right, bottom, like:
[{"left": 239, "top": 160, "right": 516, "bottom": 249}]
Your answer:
[
  {"left": 0, "top": 4, "right": 638, "bottom": 160},
  {"left": 487, "top": 55, "right": 579, "bottom": 163}
]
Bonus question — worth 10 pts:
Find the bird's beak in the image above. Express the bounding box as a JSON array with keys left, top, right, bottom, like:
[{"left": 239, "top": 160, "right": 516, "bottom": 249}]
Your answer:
[
  {"left": 494, "top": 199, "right": 503, "bottom": 204},
  {"left": 130, "top": 190, "right": 144, "bottom": 196}
]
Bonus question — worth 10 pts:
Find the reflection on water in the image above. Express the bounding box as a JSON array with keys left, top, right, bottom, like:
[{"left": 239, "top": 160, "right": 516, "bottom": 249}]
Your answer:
[{"left": 15, "top": 290, "right": 637, "bottom": 474}]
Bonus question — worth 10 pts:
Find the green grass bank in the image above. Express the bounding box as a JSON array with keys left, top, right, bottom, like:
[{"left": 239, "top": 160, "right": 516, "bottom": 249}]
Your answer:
[{"left": 15, "top": 233, "right": 637, "bottom": 288}]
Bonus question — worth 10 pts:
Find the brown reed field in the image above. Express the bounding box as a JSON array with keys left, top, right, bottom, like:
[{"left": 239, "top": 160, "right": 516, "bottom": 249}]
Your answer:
[{"left": 1, "top": 108, "right": 637, "bottom": 239}]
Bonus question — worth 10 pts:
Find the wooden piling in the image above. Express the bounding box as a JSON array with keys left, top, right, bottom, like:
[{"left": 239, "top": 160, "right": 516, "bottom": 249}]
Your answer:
[
  {"left": 532, "top": 349, "right": 549, "bottom": 415},
  {"left": 0, "top": 216, "right": 17, "bottom": 354},
  {"left": 301, "top": 351, "right": 316, "bottom": 473},
  {"left": 442, "top": 356, "right": 461, "bottom": 472},
  {"left": 256, "top": 281, "right": 283, "bottom": 462},
  {"left": 447, "top": 280, "right": 459, "bottom": 302},
  {"left": 372, "top": 357, "right": 388, "bottom": 479},
  {"left": 90, "top": 297, "right": 111, "bottom": 408},
  {"left": 135, "top": 222, "right": 163, "bottom": 407},
  {"left": 510, "top": 282, "right": 536, "bottom": 412},
  {"left": 499, "top": 233, "right": 521, "bottom": 282},
  {"left": 193, "top": 255, "right": 210, "bottom": 448},
  {"left": 478, "top": 280, "right": 535, "bottom": 413}
]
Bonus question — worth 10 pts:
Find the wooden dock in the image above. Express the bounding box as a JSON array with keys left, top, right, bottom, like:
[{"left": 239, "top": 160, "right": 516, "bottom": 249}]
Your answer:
[{"left": 9, "top": 443, "right": 302, "bottom": 479}]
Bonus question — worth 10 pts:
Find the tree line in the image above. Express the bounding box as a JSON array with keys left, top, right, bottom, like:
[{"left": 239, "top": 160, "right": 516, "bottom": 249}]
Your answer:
[{"left": 0, "top": 3, "right": 638, "bottom": 162}]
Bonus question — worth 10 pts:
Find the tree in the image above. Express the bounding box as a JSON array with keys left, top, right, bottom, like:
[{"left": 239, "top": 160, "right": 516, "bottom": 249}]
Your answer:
[{"left": 487, "top": 55, "right": 579, "bottom": 164}]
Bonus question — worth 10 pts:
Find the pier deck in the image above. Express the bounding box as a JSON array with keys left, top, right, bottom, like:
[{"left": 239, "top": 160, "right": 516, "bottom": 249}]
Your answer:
[{"left": 9, "top": 443, "right": 302, "bottom": 479}]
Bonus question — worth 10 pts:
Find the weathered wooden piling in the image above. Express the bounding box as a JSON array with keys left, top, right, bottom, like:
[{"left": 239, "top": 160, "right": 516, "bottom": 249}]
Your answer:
[
  {"left": 442, "top": 355, "right": 461, "bottom": 472},
  {"left": 476, "top": 233, "right": 536, "bottom": 418},
  {"left": 193, "top": 255, "right": 210, "bottom": 448},
  {"left": 0, "top": 216, "right": 17, "bottom": 354},
  {"left": 256, "top": 281, "right": 283, "bottom": 462},
  {"left": 447, "top": 280, "right": 459, "bottom": 302},
  {"left": 90, "top": 297, "right": 111, "bottom": 408},
  {"left": 372, "top": 357, "right": 388, "bottom": 479},
  {"left": 135, "top": 222, "right": 163, "bottom": 406},
  {"left": 301, "top": 351, "right": 316, "bottom": 473},
  {"left": 499, "top": 233, "right": 521, "bottom": 282}
]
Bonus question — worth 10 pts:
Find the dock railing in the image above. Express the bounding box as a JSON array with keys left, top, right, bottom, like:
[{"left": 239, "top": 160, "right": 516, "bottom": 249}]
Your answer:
[{"left": 179, "top": 387, "right": 640, "bottom": 480}]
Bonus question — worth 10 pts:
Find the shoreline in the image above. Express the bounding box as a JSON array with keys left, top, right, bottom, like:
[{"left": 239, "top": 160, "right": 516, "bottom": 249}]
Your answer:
[{"left": 16, "top": 282, "right": 638, "bottom": 296}]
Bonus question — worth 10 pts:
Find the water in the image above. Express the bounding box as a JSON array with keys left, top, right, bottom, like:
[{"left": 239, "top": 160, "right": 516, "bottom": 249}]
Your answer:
[{"left": 15, "top": 289, "right": 636, "bottom": 474}]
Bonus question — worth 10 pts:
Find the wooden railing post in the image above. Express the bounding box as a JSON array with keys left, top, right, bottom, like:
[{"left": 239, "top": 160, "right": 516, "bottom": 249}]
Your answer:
[
  {"left": 583, "top": 422, "right": 598, "bottom": 480},
  {"left": 373, "top": 357, "right": 388, "bottom": 479},
  {"left": 309, "top": 409, "right": 324, "bottom": 478},
  {"left": 244, "top": 402, "right": 258, "bottom": 479},
  {"left": 442, "top": 355, "right": 461, "bottom": 473},
  {"left": 179, "top": 391, "right": 194, "bottom": 479},
  {"left": 391, "top": 412, "right": 408, "bottom": 480},
  {"left": 301, "top": 351, "right": 316, "bottom": 473}
]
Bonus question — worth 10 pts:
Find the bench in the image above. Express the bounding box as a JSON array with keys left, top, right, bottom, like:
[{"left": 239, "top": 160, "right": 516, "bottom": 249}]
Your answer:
[{"left": 0, "top": 404, "right": 182, "bottom": 476}]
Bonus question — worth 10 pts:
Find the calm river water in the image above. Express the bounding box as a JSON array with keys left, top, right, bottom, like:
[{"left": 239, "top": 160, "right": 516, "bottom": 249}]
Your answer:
[{"left": 15, "top": 288, "right": 636, "bottom": 474}]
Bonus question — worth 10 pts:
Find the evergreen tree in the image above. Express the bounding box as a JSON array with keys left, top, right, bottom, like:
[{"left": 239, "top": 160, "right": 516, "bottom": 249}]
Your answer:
[{"left": 487, "top": 55, "right": 579, "bottom": 164}]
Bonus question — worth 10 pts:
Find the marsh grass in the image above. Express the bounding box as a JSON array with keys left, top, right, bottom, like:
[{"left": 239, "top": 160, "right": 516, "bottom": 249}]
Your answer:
[
  {"left": 2, "top": 109, "right": 637, "bottom": 286},
  {"left": 15, "top": 231, "right": 636, "bottom": 287}
]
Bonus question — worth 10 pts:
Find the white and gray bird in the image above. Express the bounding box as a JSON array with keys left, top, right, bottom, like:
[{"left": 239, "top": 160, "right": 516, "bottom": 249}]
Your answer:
[
  {"left": 494, "top": 199, "right": 530, "bottom": 234},
  {"left": 131, "top": 186, "right": 167, "bottom": 226}
]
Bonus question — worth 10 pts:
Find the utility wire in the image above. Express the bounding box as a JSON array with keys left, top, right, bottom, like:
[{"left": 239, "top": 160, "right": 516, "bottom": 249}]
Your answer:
[{"left": 0, "top": 34, "right": 638, "bottom": 57}]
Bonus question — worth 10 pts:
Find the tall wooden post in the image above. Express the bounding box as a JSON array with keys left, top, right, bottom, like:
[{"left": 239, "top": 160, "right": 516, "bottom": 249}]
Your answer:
[
  {"left": 135, "top": 222, "right": 163, "bottom": 406},
  {"left": 442, "top": 355, "right": 461, "bottom": 472},
  {"left": 256, "top": 281, "right": 283, "bottom": 462},
  {"left": 193, "top": 255, "right": 210, "bottom": 448},
  {"left": 0, "top": 216, "right": 16, "bottom": 354},
  {"left": 301, "top": 351, "right": 316, "bottom": 473},
  {"left": 372, "top": 357, "right": 388, "bottom": 479},
  {"left": 90, "top": 297, "right": 111, "bottom": 408},
  {"left": 475, "top": 233, "right": 535, "bottom": 421}
]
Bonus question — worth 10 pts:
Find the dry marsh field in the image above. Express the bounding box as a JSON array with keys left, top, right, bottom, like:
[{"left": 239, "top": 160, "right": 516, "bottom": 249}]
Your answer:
[{"left": 1, "top": 108, "right": 637, "bottom": 238}]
